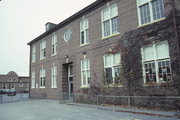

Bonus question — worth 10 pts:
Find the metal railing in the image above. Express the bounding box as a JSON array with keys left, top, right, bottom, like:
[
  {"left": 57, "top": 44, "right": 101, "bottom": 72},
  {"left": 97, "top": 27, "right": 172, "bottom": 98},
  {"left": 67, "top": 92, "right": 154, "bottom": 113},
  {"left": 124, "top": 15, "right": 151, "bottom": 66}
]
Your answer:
[
  {"left": 0, "top": 93, "right": 29, "bottom": 104},
  {"left": 59, "top": 92, "right": 180, "bottom": 110}
]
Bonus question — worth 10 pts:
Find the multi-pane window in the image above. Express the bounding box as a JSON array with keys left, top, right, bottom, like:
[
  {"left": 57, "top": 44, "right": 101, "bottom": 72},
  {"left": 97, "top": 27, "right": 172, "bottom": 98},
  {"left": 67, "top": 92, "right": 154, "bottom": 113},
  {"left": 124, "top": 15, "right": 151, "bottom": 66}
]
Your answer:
[
  {"left": 141, "top": 41, "right": 171, "bottom": 83},
  {"left": 51, "top": 65, "right": 57, "bottom": 88},
  {"left": 52, "top": 33, "right": 57, "bottom": 55},
  {"left": 32, "top": 46, "right": 36, "bottom": 63},
  {"left": 31, "top": 71, "right": 35, "bottom": 88},
  {"left": 101, "top": 4, "right": 119, "bottom": 38},
  {"left": 40, "top": 68, "right": 46, "bottom": 88},
  {"left": 80, "top": 19, "right": 89, "bottom": 45},
  {"left": 81, "top": 59, "right": 90, "bottom": 87},
  {"left": 40, "top": 40, "right": 46, "bottom": 60},
  {"left": 104, "top": 53, "right": 121, "bottom": 85},
  {"left": 137, "top": 0, "right": 165, "bottom": 25}
]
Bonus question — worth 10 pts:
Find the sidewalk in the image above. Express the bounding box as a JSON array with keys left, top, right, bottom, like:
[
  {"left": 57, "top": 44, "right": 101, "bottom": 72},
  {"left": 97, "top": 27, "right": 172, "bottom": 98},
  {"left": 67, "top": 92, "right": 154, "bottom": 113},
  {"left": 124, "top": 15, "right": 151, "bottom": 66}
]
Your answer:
[{"left": 66, "top": 102, "right": 180, "bottom": 119}]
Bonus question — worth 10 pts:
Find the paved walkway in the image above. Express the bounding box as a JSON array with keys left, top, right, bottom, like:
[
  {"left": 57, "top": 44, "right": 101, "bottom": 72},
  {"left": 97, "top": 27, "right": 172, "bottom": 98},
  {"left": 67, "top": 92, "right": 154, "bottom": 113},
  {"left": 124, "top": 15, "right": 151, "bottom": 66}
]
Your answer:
[
  {"left": 68, "top": 102, "right": 180, "bottom": 119},
  {"left": 0, "top": 99, "right": 179, "bottom": 120}
]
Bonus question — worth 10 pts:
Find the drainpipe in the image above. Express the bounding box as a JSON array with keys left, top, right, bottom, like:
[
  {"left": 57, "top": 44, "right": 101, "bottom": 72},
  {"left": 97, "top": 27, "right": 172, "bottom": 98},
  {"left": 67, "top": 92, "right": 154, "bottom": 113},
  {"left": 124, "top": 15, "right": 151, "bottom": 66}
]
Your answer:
[
  {"left": 172, "top": 0, "right": 180, "bottom": 100},
  {"left": 172, "top": 0, "right": 180, "bottom": 71},
  {"left": 28, "top": 45, "right": 32, "bottom": 98}
]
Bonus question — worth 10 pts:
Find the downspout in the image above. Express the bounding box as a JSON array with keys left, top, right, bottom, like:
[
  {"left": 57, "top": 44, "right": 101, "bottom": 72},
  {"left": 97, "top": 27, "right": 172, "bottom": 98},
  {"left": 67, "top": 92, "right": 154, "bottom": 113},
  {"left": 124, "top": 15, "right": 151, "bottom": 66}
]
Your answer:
[
  {"left": 172, "top": 0, "right": 180, "bottom": 70},
  {"left": 28, "top": 45, "right": 32, "bottom": 98},
  {"left": 172, "top": 0, "right": 180, "bottom": 102}
]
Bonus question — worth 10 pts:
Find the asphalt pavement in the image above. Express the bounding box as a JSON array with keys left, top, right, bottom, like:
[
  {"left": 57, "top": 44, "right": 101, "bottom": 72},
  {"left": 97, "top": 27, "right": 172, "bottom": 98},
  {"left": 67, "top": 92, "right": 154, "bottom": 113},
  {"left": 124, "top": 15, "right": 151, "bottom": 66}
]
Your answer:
[{"left": 0, "top": 99, "right": 179, "bottom": 120}]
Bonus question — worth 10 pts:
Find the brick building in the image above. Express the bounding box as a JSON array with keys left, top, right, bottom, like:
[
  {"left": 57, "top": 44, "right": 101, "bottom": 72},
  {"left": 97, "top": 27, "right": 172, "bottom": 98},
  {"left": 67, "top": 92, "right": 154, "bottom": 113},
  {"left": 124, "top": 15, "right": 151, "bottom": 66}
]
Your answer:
[
  {"left": 28, "top": 0, "right": 180, "bottom": 108},
  {"left": 0, "top": 71, "right": 29, "bottom": 93}
]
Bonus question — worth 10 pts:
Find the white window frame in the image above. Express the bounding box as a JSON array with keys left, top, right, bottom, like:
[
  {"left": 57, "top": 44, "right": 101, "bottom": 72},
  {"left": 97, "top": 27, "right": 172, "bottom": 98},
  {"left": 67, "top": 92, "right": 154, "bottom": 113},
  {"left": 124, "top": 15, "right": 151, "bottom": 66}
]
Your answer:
[
  {"left": 141, "top": 41, "right": 171, "bottom": 84},
  {"left": 80, "top": 19, "right": 89, "bottom": 46},
  {"left": 137, "top": 0, "right": 165, "bottom": 26},
  {"left": 81, "top": 59, "right": 90, "bottom": 88},
  {"left": 39, "top": 68, "right": 46, "bottom": 88},
  {"left": 8, "top": 78, "right": 12, "bottom": 82},
  {"left": 51, "top": 64, "right": 57, "bottom": 88},
  {"left": 64, "top": 28, "right": 72, "bottom": 42},
  {"left": 101, "top": 4, "right": 119, "bottom": 38},
  {"left": 13, "top": 79, "right": 16, "bottom": 82},
  {"left": 19, "top": 81, "right": 23, "bottom": 87},
  {"left": 103, "top": 53, "right": 121, "bottom": 85},
  {"left": 2, "top": 83, "right": 6, "bottom": 89},
  {"left": 52, "top": 33, "right": 57, "bottom": 56},
  {"left": 11, "top": 83, "right": 15, "bottom": 89},
  {"left": 32, "top": 46, "right": 36, "bottom": 63},
  {"left": 31, "top": 70, "right": 35, "bottom": 88},
  {"left": 40, "top": 40, "right": 46, "bottom": 60}
]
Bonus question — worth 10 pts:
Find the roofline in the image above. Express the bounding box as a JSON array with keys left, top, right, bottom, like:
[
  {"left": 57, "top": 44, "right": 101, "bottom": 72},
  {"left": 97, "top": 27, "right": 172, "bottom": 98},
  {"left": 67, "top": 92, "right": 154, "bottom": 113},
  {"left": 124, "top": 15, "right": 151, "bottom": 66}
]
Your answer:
[
  {"left": 19, "top": 76, "right": 29, "bottom": 78},
  {"left": 27, "top": 0, "right": 110, "bottom": 45}
]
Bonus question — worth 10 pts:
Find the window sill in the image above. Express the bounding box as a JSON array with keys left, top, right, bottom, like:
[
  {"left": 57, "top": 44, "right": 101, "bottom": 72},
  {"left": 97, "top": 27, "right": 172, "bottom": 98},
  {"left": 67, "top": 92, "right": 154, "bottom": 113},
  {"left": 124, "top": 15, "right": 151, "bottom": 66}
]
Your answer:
[
  {"left": 51, "top": 54, "right": 57, "bottom": 57},
  {"left": 40, "top": 57, "right": 46, "bottom": 61},
  {"left": 51, "top": 87, "right": 57, "bottom": 89},
  {"left": 39, "top": 87, "right": 46, "bottom": 89},
  {"left": 138, "top": 18, "right": 166, "bottom": 28},
  {"left": 101, "top": 32, "right": 120, "bottom": 40},
  {"left": 80, "top": 43, "right": 89, "bottom": 47},
  {"left": 105, "top": 84, "right": 123, "bottom": 88},
  {"left": 143, "top": 81, "right": 173, "bottom": 87},
  {"left": 80, "top": 86, "right": 90, "bottom": 89}
]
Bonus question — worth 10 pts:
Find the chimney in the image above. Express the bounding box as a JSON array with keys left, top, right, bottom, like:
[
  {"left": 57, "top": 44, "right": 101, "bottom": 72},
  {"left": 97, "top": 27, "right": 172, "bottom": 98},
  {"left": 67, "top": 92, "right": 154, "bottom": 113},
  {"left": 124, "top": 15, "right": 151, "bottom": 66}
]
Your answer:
[{"left": 45, "top": 22, "right": 56, "bottom": 31}]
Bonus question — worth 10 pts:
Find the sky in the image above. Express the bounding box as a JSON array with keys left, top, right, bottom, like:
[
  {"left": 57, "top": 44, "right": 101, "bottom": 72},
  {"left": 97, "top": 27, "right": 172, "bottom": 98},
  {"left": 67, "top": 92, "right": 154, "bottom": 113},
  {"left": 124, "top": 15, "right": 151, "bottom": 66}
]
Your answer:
[{"left": 0, "top": 0, "right": 96, "bottom": 76}]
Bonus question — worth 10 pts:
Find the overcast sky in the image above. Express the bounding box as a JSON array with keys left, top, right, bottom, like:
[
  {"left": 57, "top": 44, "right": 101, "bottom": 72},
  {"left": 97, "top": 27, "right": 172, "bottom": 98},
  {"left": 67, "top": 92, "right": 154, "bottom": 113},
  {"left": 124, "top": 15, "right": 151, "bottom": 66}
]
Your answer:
[{"left": 0, "top": 0, "right": 95, "bottom": 76}]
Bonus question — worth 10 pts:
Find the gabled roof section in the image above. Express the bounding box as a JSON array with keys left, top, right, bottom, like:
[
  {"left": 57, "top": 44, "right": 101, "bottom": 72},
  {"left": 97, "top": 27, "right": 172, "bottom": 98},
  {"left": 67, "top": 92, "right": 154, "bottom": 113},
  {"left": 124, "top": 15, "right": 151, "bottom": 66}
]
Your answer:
[{"left": 27, "top": 0, "right": 110, "bottom": 45}]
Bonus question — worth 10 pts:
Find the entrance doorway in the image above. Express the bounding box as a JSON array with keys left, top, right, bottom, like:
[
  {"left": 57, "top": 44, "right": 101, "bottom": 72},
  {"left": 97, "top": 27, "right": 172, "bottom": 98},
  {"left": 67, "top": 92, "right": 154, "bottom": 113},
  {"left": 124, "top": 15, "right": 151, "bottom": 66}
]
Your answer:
[{"left": 68, "top": 64, "right": 73, "bottom": 98}]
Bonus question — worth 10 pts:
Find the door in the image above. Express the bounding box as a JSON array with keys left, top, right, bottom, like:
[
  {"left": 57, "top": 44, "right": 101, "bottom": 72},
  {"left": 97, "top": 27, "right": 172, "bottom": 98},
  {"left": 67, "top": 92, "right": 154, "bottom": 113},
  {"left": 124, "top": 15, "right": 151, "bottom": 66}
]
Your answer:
[{"left": 68, "top": 64, "right": 73, "bottom": 98}]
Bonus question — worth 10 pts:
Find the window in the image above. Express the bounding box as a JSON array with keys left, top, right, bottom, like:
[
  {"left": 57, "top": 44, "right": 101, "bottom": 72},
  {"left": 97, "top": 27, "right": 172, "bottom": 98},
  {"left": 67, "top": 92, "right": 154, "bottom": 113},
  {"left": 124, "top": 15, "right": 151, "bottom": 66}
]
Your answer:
[
  {"left": 51, "top": 65, "right": 57, "bottom": 88},
  {"left": 11, "top": 83, "right": 15, "bottom": 89},
  {"left": 8, "top": 78, "right": 12, "bottom": 82},
  {"left": 137, "top": 0, "right": 165, "bottom": 25},
  {"left": 2, "top": 83, "right": 6, "bottom": 89},
  {"left": 32, "top": 46, "right": 36, "bottom": 63},
  {"left": 68, "top": 64, "right": 73, "bottom": 77},
  {"left": 80, "top": 19, "right": 89, "bottom": 45},
  {"left": 40, "top": 68, "right": 46, "bottom": 88},
  {"left": 52, "top": 33, "right": 57, "bottom": 55},
  {"left": 141, "top": 41, "right": 171, "bottom": 83},
  {"left": 101, "top": 4, "right": 119, "bottom": 38},
  {"left": 31, "top": 71, "right": 35, "bottom": 88},
  {"left": 64, "top": 28, "right": 72, "bottom": 42},
  {"left": 81, "top": 59, "right": 90, "bottom": 87},
  {"left": 104, "top": 53, "right": 121, "bottom": 85},
  {"left": 19, "top": 81, "right": 23, "bottom": 87},
  {"left": 40, "top": 41, "right": 46, "bottom": 60}
]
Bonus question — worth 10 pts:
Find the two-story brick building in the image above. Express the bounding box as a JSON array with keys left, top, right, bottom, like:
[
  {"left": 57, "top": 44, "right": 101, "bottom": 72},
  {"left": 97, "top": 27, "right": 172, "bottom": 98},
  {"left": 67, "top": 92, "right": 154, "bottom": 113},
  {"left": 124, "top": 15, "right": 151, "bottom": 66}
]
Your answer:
[
  {"left": 28, "top": 0, "right": 180, "bottom": 109},
  {"left": 0, "top": 71, "right": 29, "bottom": 93}
]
